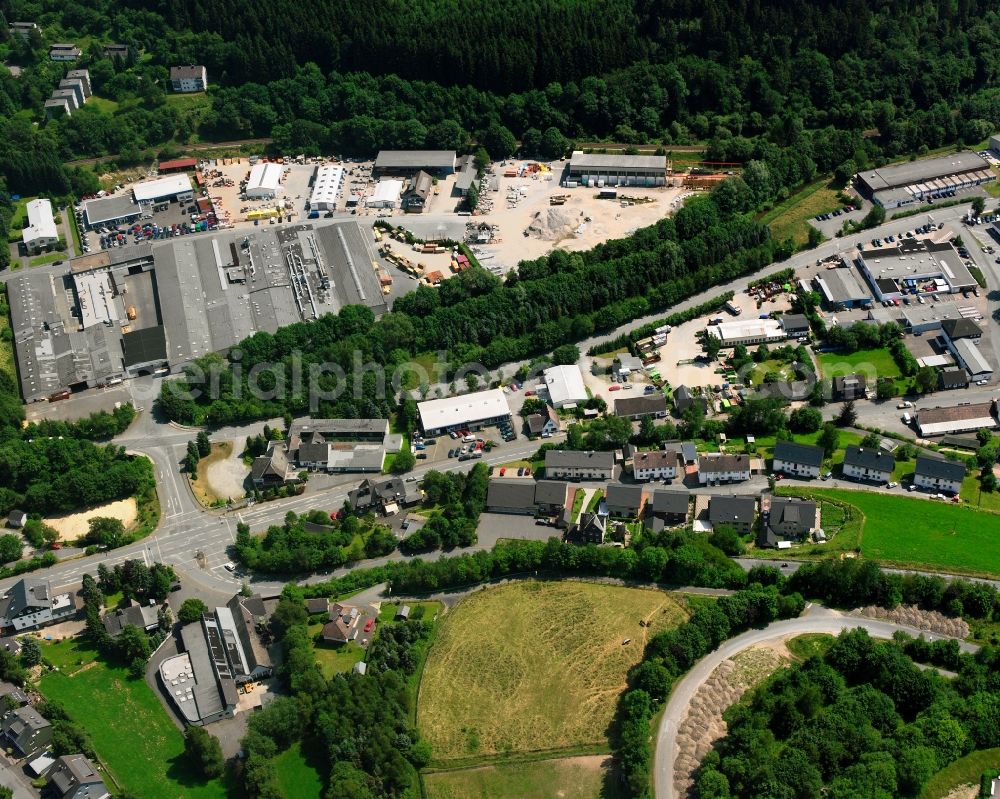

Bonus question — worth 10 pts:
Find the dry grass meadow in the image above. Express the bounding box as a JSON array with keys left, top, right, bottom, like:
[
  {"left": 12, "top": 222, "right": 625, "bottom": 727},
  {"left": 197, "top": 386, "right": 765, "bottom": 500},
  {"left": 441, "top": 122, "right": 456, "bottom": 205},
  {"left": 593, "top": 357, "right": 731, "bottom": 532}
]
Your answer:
[{"left": 417, "top": 580, "right": 687, "bottom": 763}]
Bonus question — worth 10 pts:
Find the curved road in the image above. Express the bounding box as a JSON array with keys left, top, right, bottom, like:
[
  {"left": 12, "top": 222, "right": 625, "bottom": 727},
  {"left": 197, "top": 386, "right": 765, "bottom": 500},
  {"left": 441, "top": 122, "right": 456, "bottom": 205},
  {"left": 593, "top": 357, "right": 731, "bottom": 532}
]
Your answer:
[{"left": 653, "top": 605, "right": 979, "bottom": 799}]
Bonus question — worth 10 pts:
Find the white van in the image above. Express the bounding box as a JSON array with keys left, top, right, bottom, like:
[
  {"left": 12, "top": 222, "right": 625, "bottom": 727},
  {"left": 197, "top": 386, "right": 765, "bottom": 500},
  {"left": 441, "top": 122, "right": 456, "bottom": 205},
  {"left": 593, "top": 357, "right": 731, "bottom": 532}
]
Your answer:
[
  {"left": 902, "top": 412, "right": 912, "bottom": 425},
  {"left": 462, "top": 434, "right": 475, "bottom": 443}
]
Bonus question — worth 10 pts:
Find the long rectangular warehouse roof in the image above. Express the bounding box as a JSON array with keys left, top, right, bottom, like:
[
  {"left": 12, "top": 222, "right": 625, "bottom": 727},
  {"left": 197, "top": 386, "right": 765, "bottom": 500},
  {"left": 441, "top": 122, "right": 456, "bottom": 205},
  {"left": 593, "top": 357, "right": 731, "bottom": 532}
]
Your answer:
[
  {"left": 569, "top": 151, "right": 667, "bottom": 170},
  {"left": 309, "top": 165, "right": 345, "bottom": 207},
  {"left": 374, "top": 150, "right": 456, "bottom": 170},
  {"left": 133, "top": 175, "right": 192, "bottom": 203},
  {"left": 859, "top": 152, "right": 989, "bottom": 192},
  {"left": 418, "top": 389, "right": 509, "bottom": 431}
]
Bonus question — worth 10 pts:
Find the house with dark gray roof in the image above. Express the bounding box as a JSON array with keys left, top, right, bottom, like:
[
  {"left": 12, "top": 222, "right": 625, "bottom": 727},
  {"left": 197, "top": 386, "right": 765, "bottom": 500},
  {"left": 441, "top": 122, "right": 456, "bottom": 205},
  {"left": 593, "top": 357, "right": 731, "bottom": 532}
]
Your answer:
[
  {"left": 526, "top": 405, "right": 560, "bottom": 437},
  {"left": 5, "top": 511, "right": 26, "bottom": 530},
  {"left": 102, "top": 600, "right": 160, "bottom": 637},
  {"left": 566, "top": 512, "right": 606, "bottom": 545},
  {"left": 841, "top": 446, "right": 894, "bottom": 483},
  {"left": 49, "top": 754, "right": 109, "bottom": 799},
  {"left": 941, "top": 318, "right": 983, "bottom": 342},
  {"left": 766, "top": 498, "right": 817, "bottom": 539},
  {"left": 1, "top": 705, "right": 51, "bottom": 756},
  {"left": 673, "top": 386, "right": 708, "bottom": 415},
  {"left": 0, "top": 682, "right": 29, "bottom": 708},
  {"left": 605, "top": 484, "right": 644, "bottom": 518},
  {"left": 644, "top": 490, "right": 689, "bottom": 531},
  {"left": 534, "top": 481, "right": 569, "bottom": 515},
  {"left": 832, "top": 374, "right": 867, "bottom": 401},
  {"left": 0, "top": 578, "right": 75, "bottom": 633},
  {"left": 348, "top": 477, "right": 422, "bottom": 515},
  {"left": 544, "top": 450, "right": 614, "bottom": 480},
  {"left": 708, "top": 495, "right": 757, "bottom": 534},
  {"left": 913, "top": 455, "right": 965, "bottom": 494},
  {"left": 939, "top": 368, "right": 970, "bottom": 390},
  {"left": 486, "top": 479, "right": 538, "bottom": 514},
  {"left": 698, "top": 454, "right": 751, "bottom": 485},
  {"left": 772, "top": 440, "right": 825, "bottom": 479},
  {"left": 779, "top": 314, "right": 810, "bottom": 339},
  {"left": 632, "top": 449, "right": 682, "bottom": 482},
  {"left": 615, "top": 393, "right": 667, "bottom": 420},
  {"left": 250, "top": 444, "right": 297, "bottom": 488}
]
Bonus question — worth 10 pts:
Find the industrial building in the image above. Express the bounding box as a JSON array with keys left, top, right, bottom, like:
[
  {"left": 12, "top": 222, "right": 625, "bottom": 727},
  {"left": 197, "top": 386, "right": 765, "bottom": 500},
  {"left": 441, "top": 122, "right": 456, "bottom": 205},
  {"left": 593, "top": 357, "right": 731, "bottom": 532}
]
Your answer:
[
  {"left": 857, "top": 239, "right": 977, "bottom": 301},
  {"left": 8, "top": 221, "right": 392, "bottom": 400},
  {"left": 916, "top": 402, "right": 997, "bottom": 436},
  {"left": 706, "top": 317, "right": 787, "bottom": 346},
  {"left": 246, "top": 162, "right": 283, "bottom": 199},
  {"left": 417, "top": 388, "right": 511, "bottom": 436},
  {"left": 170, "top": 65, "right": 208, "bottom": 92},
  {"left": 158, "top": 157, "right": 198, "bottom": 174},
  {"left": 567, "top": 152, "right": 667, "bottom": 187},
  {"left": 541, "top": 365, "right": 587, "bottom": 408},
  {"left": 813, "top": 266, "right": 872, "bottom": 309},
  {"left": 308, "top": 165, "right": 346, "bottom": 211},
  {"left": 82, "top": 194, "right": 141, "bottom": 230},
  {"left": 21, "top": 199, "right": 58, "bottom": 254},
  {"left": 368, "top": 180, "right": 404, "bottom": 209},
  {"left": 855, "top": 152, "right": 994, "bottom": 209},
  {"left": 132, "top": 175, "right": 194, "bottom": 205},
  {"left": 374, "top": 150, "right": 456, "bottom": 176}
]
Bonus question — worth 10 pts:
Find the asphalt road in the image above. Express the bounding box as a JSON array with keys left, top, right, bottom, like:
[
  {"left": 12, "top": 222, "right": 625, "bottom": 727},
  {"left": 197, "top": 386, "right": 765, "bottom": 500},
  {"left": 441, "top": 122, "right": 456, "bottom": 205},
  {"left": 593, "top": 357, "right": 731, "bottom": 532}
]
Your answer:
[{"left": 652, "top": 604, "right": 979, "bottom": 799}]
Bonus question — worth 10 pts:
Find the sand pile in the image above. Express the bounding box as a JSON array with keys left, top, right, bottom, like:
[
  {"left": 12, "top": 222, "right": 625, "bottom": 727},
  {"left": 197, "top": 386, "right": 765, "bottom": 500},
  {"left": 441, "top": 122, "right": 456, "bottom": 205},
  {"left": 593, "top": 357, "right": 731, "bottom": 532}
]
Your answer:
[{"left": 525, "top": 207, "right": 582, "bottom": 240}]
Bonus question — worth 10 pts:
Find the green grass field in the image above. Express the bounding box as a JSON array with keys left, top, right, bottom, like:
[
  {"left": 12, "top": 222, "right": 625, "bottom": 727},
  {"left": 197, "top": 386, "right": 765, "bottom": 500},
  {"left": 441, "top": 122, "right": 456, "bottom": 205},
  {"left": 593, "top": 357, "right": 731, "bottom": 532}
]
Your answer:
[
  {"left": 417, "top": 581, "right": 687, "bottom": 764},
  {"left": 919, "top": 747, "right": 1000, "bottom": 799},
  {"left": 38, "top": 638, "right": 228, "bottom": 799},
  {"left": 805, "top": 489, "right": 1000, "bottom": 577},
  {"left": 28, "top": 250, "right": 66, "bottom": 267},
  {"left": 7, "top": 197, "right": 29, "bottom": 243},
  {"left": 816, "top": 348, "right": 900, "bottom": 381},
  {"left": 424, "top": 755, "right": 621, "bottom": 799},
  {"left": 273, "top": 742, "right": 323, "bottom": 799},
  {"left": 757, "top": 179, "right": 843, "bottom": 247},
  {"left": 786, "top": 634, "right": 834, "bottom": 660},
  {"left": 960, "top": 474, "right": 1000, "bottom": 513},
  {"left": 0, "top": 286, "right": 14, "bottom": 380}
]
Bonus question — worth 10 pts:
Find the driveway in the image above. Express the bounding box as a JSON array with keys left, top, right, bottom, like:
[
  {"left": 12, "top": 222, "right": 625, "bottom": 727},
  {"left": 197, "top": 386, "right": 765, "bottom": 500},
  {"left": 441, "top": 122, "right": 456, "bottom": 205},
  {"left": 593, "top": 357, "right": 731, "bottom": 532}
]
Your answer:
[{"left": 653, "top": 604, "right": 979, "bottom": 799}]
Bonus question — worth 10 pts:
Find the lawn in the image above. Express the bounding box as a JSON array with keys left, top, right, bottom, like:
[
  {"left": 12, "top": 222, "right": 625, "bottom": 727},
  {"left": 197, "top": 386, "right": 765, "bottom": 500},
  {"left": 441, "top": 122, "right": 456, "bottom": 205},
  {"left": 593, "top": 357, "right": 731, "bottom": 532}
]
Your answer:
[
  {"left": 424, "top": 755, "right": 622, "bottom": 799},
  {"left": 757, "top": 179, "right": 843, "bottom": 247},
  {"left": 804, "top": 488, "right": 1000, "bottom": 578},
  {"left": 416, "top": 581, "right": 687, "bottom": 764},
  {"left": 816, "top": 348, "right": 900, "bottom": 382},
  {"left": 38, "top": 638, "right": 228, "bottom": 799},
  {"left": 747, "top": 359, "right": 795, "bottom": 387},
  {"left": 0, "top": 286, "right": 14, "bottom": 380},
  {"left": 919, "top": 748, "right": 1000, "bottom": 799},
  {"left": 570, "top": 489, "right": 586, "bottom": 520},
  {"left": 307, "top": 624, "right": 365, "bottom": 679},
  {"left": 960, "top": 473, "right": 1000, "bottom": 513},
  {"left": 7, "top": 197, "right": 29, "bottom": 243},
  {"left": 87, "top": 96, "right": 120, "bottom": 114},
  {"left": 273, "top": 741, "right": 323, "bottom": 799},
  {"left": 759, "top": 490, "right": 863, "bottom": 558},
  {"left": 28, "top": 250, "right": 66, "bottom": 267},
  {"left": 786, "top": 634, "right": 834, "bottom": 660},
  {"left": 585, "top": 489, "right": 604, "bottom": 513}
]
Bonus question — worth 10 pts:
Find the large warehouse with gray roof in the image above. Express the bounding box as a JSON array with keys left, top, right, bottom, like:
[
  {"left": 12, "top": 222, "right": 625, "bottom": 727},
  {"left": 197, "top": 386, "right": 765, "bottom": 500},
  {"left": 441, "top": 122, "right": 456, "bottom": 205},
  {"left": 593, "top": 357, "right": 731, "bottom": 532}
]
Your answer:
[
  {"left": 855, "top": 152, "right": 995, "bottom": 209},
  {"left": 567, "top": 151, "right": 668, "bottom": 187}
]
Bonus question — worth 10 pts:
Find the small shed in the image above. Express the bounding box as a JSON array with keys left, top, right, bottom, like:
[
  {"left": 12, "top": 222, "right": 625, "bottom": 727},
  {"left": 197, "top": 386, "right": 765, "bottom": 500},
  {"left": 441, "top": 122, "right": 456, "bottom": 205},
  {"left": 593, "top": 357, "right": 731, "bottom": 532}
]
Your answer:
[
  {"left": 5, "top": 511, "right": 26, "bottom": 530},
  {"left": 395, "top": 605, "right": 411, "bottom": 621}
]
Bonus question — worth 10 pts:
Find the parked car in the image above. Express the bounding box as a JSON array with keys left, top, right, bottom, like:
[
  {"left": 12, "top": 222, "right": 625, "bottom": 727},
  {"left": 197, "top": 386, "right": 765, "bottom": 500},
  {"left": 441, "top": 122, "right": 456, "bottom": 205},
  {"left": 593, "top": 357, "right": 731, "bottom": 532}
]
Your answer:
[{"left": 364, "top": 619, "right": 375, "bottom": 633}]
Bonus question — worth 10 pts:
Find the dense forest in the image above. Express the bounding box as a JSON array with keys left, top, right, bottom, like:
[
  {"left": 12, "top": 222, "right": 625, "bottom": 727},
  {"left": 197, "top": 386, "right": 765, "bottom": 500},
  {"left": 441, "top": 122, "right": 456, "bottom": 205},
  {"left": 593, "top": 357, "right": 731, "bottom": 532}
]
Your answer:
[{"left": 694, "top": 628, "right": 1000, "bottom": 799}]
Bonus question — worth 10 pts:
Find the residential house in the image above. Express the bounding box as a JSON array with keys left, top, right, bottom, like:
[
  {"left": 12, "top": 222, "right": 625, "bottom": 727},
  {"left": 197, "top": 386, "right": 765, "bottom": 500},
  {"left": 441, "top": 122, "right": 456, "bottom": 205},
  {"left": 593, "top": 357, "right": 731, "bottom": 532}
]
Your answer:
[
  {"left": 605, "top": 484, "right": 644, "bottom": 518},
  {"left": 673, "top": 385, "right": 708, "bottom": 415},
  {"left": 779, "top": 314, "right": 811, "bottom": 339},
  {"left": 49, "top": 44, "right": 80, "bottom": 61},
  {"left": 544, "top": 450, "right": 614, "bottom": 481},
  {"left": 613, "top": 354, "right": 643, "bottom": 381},
  {"left": 1, "top": 706, "right": 52, "bottom": 756},
  {"left": 708, "top": 495, "right": 757, "bottom": 534},
  {"left": 49, "top": 754, "right": 109, "bottom": 799},
  {"left": 103, "top": 43, "right": 130, "bottom": 60},
  {"left": 939, "top": 368, "right": 970, "bottom": 390},
  {"left": 0, "top": 579, "right": 75, "bottom": 633},
  {"left": 632, "top": 449, "right": 682, "bottom": 482},
  {"left": 401, "top": 170, "right": 433, "bottom": 212},
  {"left": 250, "top": 444, "right": 297, "bottom": 488},
  {"left": 102, "top": 600, "right": 160, "bottom": 637},
  {"left": 772, "top": 440, "right": 825, "bottom": 479},
  {"left": 534, "top": 481, "right": 569, "bottom": 516},
  {"left": 526, "top": 405, "right": 560, "bottom": 437},
  {"left": 305, "top": 598, "right": 330, "bottom": 615},
  {"left": 841, "top": 445, "right": 894, "bottom": 483},
  {"left": 0, "top": 682, "right": 29, "bottom": 708},
  {"left": 347, "top": 477, "right": 422, "bottom": 515},
  {"left": 679, "top": 441, "right": 698, "bottom": 465},
  {"left": 644, "top": 490, "right": 689, "bottom": 531},
  {"left": 832, "top": 374, "right": 867, "bottom": 401},
  {"left": 0, "top": 639, "right": 21, "bottom": 658},
  {"left": 566, "top": 512, "right": 606, "bottom": 545},
  {"left": 913, "top": 455, "right": 965, "bottom": 494},
  {"left": 8, "top": 22, "right": 37, "bottom": 39},
  {"left": 322, "top": 603, "right": 361, "bottom": 643},
  {"left": 698, "top": 454, "right": 751, "bottom": 485},
  {"left": 766, "top": 498, "right": 817, "bottom": 539},
  {"left": 5, "top": 511, "right": 26, "bottom": 530},
  {"left": 615, "top": 393, "right": 668, "bottom": 420},
  {"left": 170, "top": 65, "right": 207, "bottom": 92},
  {"left": 486, "top": 479, "right": 537, "bottom": 514}
]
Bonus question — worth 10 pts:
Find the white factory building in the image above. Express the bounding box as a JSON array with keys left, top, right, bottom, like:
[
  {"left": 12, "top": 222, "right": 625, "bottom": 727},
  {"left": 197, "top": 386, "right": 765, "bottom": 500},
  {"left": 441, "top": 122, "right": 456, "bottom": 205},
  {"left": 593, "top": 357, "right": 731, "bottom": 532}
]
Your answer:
[
  {"left": 132, "top": 175, "right": 194, "bottom": 205},
  {"left": 367, "top": 180, "right": 404, "bottom": 209},
  {"left": 541, "top": 365, "right": 588, "bottom": 408},
  {"left": 308, "top": 165, "right": 346, "bottom": 211},
  {"left": 246, "top": 162, "right": 283, "bottom": 199},
  {"left": 417, "top": 389, "right": 512, "bottom": 436},
  {"left": 21, "top": 199, "right": 59, "bottom": 254},
  {"left": 706, "top": 318, "right": 787, "bottom": 347}
]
